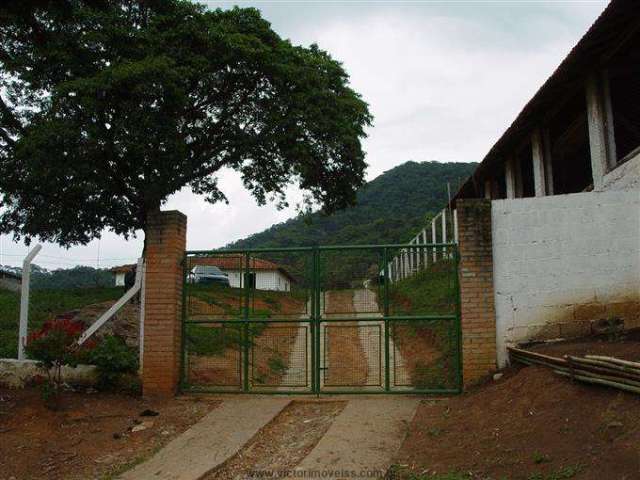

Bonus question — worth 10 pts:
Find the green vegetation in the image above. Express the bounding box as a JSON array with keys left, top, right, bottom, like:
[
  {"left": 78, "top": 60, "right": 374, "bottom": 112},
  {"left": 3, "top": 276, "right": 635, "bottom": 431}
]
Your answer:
[
  {"left": 228, "top": 161, "right": 474, "bottom": 286},
  {"left": 389, "top": 261, "right": 459, "bottom": 389},
  {"left": 1, "top": 2, "right": 370, "bottom": 248},
  {"left": 230, "top": 161, "right": 475, "bottom": 249},
  {"left": 532, "top": 452, "right": 552, "bottom": 465},
  {"left": 527, "top": 464, "right": 585, "bottom": 480},
  {"left": 187, "top": 284, "right": 307, "bottom": 319},
  {"left": 0, "top": 287, "right": 122, "bottom": 358},
  {"left": 389, "top": 260, "right": 457, "bottom": 316},
  {"left": 89, "top": 336, "right": 139, "bottom": 391}
]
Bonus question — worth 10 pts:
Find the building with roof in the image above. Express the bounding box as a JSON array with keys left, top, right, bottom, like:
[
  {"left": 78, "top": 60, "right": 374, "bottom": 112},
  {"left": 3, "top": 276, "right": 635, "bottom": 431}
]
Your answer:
[
  {"left": 191, "top": 256, "right": 293, "bottom": 292},
  {"left": 110, "top": 264, "right": 134, "bottom": 287},
  {"left": 448, "top": 0, "right": 640, "bottom": 367}
]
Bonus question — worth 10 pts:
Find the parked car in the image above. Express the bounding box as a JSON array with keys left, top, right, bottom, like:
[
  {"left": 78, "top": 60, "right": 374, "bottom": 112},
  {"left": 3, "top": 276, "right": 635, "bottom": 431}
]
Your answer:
[{"left": 190, "top": 265, "right": 230, "bottom": 286}]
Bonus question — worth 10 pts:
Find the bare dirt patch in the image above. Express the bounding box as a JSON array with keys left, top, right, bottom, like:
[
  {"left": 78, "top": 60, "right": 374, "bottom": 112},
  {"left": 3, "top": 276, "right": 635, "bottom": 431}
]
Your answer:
[
  {"left": 391, "top": 365, "right": 640, "bottom": 480},
  {"left": 0, "top": 387, "right": 219, "bottom": 480},
  {"left": 203, "top": 401, "right": 346, "bottom": 480}
]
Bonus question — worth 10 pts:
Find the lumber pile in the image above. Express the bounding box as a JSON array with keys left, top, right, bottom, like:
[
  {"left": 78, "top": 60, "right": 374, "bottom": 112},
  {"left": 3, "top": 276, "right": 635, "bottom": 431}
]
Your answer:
[{"left": 508, "top": 347, "right": 640, "bottom": 395}]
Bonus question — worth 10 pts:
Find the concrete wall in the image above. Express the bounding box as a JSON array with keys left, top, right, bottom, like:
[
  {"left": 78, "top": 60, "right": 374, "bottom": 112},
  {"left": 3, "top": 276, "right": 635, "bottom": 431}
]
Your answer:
[
  {"left": 0, "top": 359, "right": 97, "bottom": 388},
  {"left": 600, "top": 149, "right": 640, "bottom": 192},
  {"left": 492, "top": 189, "right": 640, "bottom": 366}
]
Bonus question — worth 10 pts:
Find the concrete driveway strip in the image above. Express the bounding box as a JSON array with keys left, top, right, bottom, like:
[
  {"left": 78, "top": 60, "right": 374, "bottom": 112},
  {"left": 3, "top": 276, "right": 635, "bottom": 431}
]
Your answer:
[
  {"left": 119, "top": 397, "right": 290, "bottom": 480},
  {"left": 295, "top": 397, "right": 419, "bottom": 479}
]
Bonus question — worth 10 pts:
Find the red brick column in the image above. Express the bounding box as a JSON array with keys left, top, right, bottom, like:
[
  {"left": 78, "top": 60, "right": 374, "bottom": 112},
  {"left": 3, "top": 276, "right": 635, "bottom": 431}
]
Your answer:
[
  {"left": 457, "top": 199, "right": 497, "bottom": 385},
  {"left": 142, "top": 210, "right": 187, "bottom": 396}
]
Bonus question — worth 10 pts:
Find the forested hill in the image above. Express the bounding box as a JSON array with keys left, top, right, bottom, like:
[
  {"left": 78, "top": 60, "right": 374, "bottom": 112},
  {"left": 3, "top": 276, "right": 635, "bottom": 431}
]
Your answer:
[{"left": 229, "top": 161, "right": 476, "bottom": 249}]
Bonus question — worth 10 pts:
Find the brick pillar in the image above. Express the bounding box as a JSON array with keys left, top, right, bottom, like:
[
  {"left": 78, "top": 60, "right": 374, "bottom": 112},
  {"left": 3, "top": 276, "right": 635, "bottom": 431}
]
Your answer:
[
  {"left": 142, "top": 210, "right": 187, "bottom": 396},
  {"left": 457, "top": 199, "right": 497, "bottom": 385}
]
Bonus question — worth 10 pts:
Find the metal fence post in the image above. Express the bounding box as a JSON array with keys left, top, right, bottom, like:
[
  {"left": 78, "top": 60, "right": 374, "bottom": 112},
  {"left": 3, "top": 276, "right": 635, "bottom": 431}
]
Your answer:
[
  {"left": 383, "top": 247, "right": 390, "bottom": 392},
  {"left": 18, "top": 244, "right": 42, "bottom": 360},
  {"left": 243, "top": 251, "right": 250, "bottom": 392}
]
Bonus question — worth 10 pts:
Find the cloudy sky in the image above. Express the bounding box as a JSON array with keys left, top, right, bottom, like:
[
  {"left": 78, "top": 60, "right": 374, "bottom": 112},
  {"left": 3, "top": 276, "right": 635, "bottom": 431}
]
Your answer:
[{"left": 0, "top": 0, "right": 607, "bottom": 270}]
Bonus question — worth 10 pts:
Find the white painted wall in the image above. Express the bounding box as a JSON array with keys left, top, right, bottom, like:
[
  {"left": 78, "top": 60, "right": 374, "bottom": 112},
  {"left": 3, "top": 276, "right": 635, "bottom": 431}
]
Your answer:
[
  {"left": 492, "top": 189, "right": 640, "bottom": 366},
  {"left": 222, "top": 269, "right": 291, "bottom": 292}
]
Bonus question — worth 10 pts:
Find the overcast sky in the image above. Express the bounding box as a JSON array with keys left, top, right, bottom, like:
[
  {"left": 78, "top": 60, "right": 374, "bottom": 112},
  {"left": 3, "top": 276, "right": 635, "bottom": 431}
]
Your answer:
[{"left": 0, "top": 0, "right": 607, "bottom": 270}]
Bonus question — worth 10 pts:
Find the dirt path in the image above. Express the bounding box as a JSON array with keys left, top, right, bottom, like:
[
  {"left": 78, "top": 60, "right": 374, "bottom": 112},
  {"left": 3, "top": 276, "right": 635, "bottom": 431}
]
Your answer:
[
  {"left": 203, "top": 401, "right": 346, "bottom": 480},
  {"left": 119, "top": 398, "right": 289, "bottom": 480},
  {"left": 321, "top": 289, "right": 377, "bottom": 388}
]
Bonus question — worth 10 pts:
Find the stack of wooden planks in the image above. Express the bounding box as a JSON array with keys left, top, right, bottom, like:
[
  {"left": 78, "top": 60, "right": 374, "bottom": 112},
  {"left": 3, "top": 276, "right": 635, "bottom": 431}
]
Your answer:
[{"left": 508, "top": 346, "right": 640, "bottom": 395}]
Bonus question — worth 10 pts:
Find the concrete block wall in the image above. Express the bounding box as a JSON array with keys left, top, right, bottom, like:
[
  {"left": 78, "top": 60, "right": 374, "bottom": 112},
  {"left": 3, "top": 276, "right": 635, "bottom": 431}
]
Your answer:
[
  {"left": 601, "top": 150, "right": 640, "bottom": 191},
  {"left": 492, "top": 190, "right": 640, "bottom": 366},
  {"left": 142, "top": 210, "right": 187, "bottom": 396},
  {"left": 457, "top": 199, "right": 497, "bottom": 384}
]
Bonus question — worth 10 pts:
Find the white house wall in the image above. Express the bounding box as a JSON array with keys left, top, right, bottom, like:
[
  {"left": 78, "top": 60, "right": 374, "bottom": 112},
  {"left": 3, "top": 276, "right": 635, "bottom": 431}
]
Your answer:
[
  {"left": 114, "top": 272, "right": 126, "bottom": 287},
  {"left": 222, "top": 269, "right": 290, "bottom": 292},
  {"left": 492, "top": 189, "right": 640, "bottom": 367}
]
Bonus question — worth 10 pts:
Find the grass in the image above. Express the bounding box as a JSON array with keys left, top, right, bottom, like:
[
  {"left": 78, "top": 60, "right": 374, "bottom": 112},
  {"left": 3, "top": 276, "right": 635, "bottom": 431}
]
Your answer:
[
  {"left": 527, "top": 464, "right": 585, "bottom": 480},
  {"left": 188, "top": 283, "right": 307, "bottom": 318},
  {"left": 389, "top": 260, "right": 457, "bottom": 316},
  {"left": 0, "top": 287, "right": 123, "bottom": 358}
]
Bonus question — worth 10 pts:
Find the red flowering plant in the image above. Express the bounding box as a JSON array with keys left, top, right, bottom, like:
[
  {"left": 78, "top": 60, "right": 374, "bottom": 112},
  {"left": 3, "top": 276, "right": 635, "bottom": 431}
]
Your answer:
[{"left": 25, "top": 316, "right": 95, "bottom": 407}]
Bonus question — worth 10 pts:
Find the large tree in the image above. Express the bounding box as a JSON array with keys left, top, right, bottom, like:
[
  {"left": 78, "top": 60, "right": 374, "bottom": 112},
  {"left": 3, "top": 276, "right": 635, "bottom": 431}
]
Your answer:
[{"left": 0, "top": 1, "right": 371, "bottom": 246}]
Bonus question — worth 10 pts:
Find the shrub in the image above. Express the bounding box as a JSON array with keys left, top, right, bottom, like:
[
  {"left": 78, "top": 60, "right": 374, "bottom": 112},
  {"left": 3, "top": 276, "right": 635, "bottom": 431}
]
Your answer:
[
  {"left": 89, "top": 336, "right": 138, "bottom": 390},
  {"left": 25, "top": 317, "right": 92, "bottom": 408}
]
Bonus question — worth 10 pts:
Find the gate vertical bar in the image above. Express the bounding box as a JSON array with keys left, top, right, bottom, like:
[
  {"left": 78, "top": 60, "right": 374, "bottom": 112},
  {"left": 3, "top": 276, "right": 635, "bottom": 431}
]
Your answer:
[
  {"left": 179, "top": 255, "right": 188, "bottom": 390},
  {"left": 383, "top": 247, "right": 390, "bottom": 392},
  {"left": 313, "top": 247, "right": 321, "bottom": 394},
  {"left": 243, "top": 252, "right": 250, "bottom": 392}
]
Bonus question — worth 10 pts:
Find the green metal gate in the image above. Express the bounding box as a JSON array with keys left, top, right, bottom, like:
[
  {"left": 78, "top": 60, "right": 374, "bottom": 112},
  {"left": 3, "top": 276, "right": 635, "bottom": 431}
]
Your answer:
[{"left": 180, "top": 244, "right": 461, "bottom": 394}]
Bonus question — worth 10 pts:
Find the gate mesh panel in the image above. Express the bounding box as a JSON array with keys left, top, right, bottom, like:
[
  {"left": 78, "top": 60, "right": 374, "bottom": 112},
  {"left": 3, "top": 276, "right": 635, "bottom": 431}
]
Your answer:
[
  {"left": 390, "top": 320, "right": 459, "bottom": 390},
  {"left": 250, "top": 321, "right": 311, "bottom": 391},
  {"left": 321, "top": 322, "right": 383, "bottom": 389},
  {"left": 184, "top": 322, "right": 243, "bottom": 390},
  {"left": 387, "top": 245, "right": 458, "bottom": 316},
  {"left": 320, "top": 249, "right": 382, "bottom": 315},
  {"left": 186, "top": 254, "right": 244, "bottom": 320}
]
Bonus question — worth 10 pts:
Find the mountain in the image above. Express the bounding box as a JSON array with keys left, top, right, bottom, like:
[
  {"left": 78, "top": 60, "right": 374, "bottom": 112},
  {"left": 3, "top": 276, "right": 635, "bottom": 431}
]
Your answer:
[{"left": 228, "top": 161, "right": 476, "bottom": 249}]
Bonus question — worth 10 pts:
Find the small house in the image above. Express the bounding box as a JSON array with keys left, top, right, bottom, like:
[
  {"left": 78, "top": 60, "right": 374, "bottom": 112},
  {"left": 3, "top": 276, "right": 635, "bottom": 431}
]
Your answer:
[
  {"left": 192, "top": 256, "right": 293, "bottom": 292},
  {"left": 110, "top": 264, "right": 134, "bottom": 287}
]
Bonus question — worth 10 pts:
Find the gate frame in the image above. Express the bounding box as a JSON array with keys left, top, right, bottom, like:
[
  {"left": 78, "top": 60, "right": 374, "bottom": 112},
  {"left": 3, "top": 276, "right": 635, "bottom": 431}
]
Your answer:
[{"left": 179, "top": 243, "right": 462, "bottom": 395}]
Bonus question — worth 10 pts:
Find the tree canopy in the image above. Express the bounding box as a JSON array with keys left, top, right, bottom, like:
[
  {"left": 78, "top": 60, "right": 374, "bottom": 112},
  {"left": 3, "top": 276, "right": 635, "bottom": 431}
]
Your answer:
[{"left": 0, "top": 1, "right": 372, "bottom": 246}]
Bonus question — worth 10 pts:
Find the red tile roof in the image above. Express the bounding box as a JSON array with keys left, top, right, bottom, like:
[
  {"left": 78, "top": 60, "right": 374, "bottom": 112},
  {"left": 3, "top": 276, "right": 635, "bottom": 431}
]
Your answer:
[{"left": 192, "top": 255, "right": 293, "bottom": 281}]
